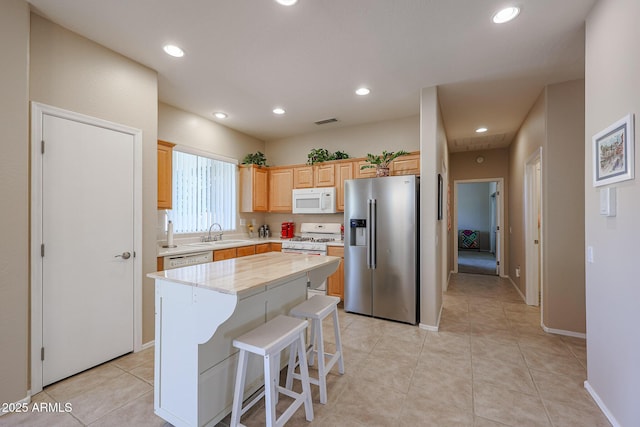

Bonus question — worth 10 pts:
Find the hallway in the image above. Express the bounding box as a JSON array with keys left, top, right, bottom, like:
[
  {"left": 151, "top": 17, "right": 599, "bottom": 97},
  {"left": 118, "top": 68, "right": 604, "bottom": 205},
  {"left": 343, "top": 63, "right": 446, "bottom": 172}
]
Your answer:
[{"left": 0, "top": 273, "right": 607, "bottom": 426}]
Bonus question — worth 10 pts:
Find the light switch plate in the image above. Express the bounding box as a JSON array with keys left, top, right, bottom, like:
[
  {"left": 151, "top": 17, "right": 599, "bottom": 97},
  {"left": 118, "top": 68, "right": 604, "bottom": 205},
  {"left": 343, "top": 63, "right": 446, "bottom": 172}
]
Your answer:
[{"left": 600, "top": 187, "right": 616, "bottom": 216}]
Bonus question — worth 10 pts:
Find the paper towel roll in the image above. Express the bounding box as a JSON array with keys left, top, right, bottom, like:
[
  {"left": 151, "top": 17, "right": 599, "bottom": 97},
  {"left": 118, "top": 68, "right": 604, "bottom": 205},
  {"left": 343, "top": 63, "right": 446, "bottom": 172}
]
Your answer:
[{"left": 167, "top": 221, "right": 174, "bottom": 247}]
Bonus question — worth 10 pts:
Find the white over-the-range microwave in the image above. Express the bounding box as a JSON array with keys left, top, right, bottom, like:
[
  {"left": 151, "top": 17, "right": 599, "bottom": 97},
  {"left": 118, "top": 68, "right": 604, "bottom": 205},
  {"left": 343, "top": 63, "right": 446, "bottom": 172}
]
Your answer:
[{"left": 292, "top": 187, "right": 337, "bottom": 214}]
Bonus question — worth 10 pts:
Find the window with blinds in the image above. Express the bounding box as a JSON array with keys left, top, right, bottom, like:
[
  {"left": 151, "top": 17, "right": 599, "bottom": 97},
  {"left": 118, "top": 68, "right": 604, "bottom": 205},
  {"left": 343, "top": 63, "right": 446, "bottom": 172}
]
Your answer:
[{"left": 168, "top": 150, "right": 237, "bottom": 233}]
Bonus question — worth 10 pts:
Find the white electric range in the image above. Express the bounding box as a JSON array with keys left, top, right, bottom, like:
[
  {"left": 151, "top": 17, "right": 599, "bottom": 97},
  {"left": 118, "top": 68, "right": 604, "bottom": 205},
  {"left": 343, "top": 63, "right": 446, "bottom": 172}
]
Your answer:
[{"left": 281, "top": 222, "right": 342, "bottom": 296}]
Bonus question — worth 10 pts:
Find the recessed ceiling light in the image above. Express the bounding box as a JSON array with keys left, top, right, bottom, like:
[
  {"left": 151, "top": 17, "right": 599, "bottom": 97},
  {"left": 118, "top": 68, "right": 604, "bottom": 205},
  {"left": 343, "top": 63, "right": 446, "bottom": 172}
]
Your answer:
[
  {"left": 273, "top": 107, "right": 286, "bottom": 115},
  {"left": 355, "top": 87, "right": 371, "bottom": 96},
  {"left": 163, "top": 44, "right": 184, "bottom": 58},
  {"left": 492, "top": 6, "right": 520, "bottom": 24},
  {"left": 476, "top": 127, "right": 488, "bottom": 133},
  {"left": 213, "top": 112, "right": 227, "bottom": 119},
  {"left": 275, "top": 0, "right": 298, "bottom": 5}
]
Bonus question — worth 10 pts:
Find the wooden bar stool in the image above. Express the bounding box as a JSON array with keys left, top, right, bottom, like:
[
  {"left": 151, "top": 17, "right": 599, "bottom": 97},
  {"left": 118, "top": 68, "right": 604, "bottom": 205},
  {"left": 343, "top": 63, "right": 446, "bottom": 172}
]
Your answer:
[
  {"left": 230, "top": 315, "right": 314, "bottom": 427},
  {"left": 286, "top": 295, "right": 344, "bottom": 404}
]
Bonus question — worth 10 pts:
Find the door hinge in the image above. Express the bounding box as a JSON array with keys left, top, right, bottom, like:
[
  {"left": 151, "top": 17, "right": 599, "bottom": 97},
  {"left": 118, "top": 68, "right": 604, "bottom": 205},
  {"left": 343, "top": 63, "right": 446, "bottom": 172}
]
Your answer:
[
  {"left": 41, "top": 347, "right": 45, "bottom": 361},
  {"left": 497, "top": 261, "right": 500, "bottom": 265},
  {"left": 534, "top": 239, "right": 539, "bottom": 244},
  {"left": 41, "top": 140, "right": 45, "bottom": 154},
  {"left": 41, "top": 244, "right": 45, "bottom": 257}
]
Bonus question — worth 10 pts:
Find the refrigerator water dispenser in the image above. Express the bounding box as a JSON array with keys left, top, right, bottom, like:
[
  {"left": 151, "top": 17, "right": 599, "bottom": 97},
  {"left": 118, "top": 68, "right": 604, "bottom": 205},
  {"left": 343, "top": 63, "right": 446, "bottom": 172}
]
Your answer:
[{"left": 349, "top": 219, "right": 366, "bottom": 246}]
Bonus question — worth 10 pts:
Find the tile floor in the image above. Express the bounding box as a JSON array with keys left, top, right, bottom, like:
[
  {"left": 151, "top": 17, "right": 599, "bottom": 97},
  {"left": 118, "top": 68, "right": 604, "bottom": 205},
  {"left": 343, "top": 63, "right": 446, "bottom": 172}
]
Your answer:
[{"left": 1, "top": 273, "right": 610, "bottom": 426}]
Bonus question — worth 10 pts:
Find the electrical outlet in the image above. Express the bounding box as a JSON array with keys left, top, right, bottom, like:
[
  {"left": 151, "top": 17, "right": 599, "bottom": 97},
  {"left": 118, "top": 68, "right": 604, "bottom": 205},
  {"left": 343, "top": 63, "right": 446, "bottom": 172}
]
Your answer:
[{"left": 515, "top": 266, "right": 520, "bottom": 277}]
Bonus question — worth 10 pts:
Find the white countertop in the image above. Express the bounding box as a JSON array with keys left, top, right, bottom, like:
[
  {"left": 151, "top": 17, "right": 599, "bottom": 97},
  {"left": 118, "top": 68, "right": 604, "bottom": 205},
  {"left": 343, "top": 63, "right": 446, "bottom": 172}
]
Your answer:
[{"left": 147, "top": 252, "right": 341, "bottom": 295}]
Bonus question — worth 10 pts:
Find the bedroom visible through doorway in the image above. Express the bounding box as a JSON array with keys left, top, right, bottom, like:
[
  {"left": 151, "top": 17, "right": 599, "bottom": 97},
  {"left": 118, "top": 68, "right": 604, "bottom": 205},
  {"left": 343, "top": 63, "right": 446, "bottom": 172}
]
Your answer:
[{"left": 454, "top": 179, "right": 503, "bottom": 276}]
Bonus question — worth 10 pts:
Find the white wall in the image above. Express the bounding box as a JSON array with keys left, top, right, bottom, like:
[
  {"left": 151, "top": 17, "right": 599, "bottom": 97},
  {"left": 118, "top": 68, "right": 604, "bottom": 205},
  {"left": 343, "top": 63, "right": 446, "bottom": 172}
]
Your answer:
[
  {"left": 30, "top": 13, "right": 159, "bottom": 345},
  {"left": 457, "top": 182, "right": 491, "bottom": 232},
  {"left": 0, "top": 0, "right": 29, "bottom": 406},
  {"left": 266, "top": 115, "right": 419, "bottom": 166},
  {"left": 158, "top": 103, "right": 265, "bottom": 162},
  {"left": 543, "top": 79, "right": 585, "bottom": 333},
  {"left": 585, "top": 0, "right": 640, "bottom": 425},
  {"left": 419, "top": 86, "right": 448, "bottom": 328}
]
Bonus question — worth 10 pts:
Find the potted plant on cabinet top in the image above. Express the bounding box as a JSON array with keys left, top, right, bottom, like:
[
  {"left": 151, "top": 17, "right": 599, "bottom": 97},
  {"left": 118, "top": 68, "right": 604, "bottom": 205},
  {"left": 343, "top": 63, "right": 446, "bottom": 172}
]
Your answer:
[
  {"left": 306, "top": 148, "right": 351, "bottom": 165},
  {"left": 360, "top": 150, "right": 409, "bottom": 177},
  {"left": 241, "top": 151, "right": 268, "bottom": 167}
]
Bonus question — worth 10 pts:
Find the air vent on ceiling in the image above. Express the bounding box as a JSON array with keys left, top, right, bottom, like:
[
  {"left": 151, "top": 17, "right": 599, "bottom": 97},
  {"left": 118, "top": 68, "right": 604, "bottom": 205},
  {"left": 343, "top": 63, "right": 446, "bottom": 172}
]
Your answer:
[{"left": 314, "top": 118, "right": 338, "bottom": 125}]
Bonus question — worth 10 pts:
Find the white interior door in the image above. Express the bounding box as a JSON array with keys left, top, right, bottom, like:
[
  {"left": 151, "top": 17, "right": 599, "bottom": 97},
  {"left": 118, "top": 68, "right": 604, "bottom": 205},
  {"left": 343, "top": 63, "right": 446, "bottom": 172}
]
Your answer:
[{"left": 41, "top": 113, "right": 135, "bottom": 386}]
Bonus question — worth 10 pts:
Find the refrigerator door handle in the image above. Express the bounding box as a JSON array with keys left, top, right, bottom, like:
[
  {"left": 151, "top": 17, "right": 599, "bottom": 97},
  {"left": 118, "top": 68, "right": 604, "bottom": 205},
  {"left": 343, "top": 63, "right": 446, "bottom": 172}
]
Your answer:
[
  {"left": 367, "top": 199, "right": 372, "bottom": 268},
  {"left": 371, "top": 198, "right": 377, "bottom": 268}
]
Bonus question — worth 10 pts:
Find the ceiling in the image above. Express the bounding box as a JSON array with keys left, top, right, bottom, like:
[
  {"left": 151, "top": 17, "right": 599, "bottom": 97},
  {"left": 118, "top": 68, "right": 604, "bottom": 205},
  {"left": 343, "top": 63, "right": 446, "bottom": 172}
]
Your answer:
[{"left": 27, "top": 0, "right": 596, "bottom": 152}]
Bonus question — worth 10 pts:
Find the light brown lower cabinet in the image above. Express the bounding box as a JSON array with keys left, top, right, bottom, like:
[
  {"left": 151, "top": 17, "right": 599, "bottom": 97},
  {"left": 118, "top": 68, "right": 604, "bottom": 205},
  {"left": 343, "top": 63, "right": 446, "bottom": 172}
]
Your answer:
[
  {"left": 157, "top": 242, "right": 286, "bottom": 271},
  {"left": 255, "top": 243, "right": 271, "bottom": 254},
  {"left": 236, "top": 245, "right": 256, "bottom": 257},
  {"left": 326, "top": 246, "right": 344, "bottom": 301},
  {"left": 213, "top": 248, "right": 237, "bottom": 261},
  {"left": 270, "top": 242, "right": 282, "bottom": 252}
]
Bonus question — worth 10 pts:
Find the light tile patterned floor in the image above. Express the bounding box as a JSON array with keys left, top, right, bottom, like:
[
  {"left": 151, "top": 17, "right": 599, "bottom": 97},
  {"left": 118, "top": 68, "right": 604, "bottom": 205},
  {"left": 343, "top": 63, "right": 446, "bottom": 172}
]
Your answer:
[{"left": 0, "top": 273, "right": 610, "bottom": 426}]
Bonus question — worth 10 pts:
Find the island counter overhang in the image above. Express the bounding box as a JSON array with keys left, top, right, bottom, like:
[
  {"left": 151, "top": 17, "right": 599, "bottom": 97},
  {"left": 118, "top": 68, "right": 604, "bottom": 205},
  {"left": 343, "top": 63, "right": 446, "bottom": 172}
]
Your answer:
[{"left": 147, "top": 252, "right": 341, "bottom": 427}]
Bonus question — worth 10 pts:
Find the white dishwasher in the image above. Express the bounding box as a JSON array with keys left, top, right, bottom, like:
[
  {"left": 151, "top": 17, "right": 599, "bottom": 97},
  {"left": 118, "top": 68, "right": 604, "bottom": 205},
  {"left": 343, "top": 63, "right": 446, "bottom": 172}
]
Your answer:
[{"left": 163, "top": 251, "right": 213, "bottom": 269}]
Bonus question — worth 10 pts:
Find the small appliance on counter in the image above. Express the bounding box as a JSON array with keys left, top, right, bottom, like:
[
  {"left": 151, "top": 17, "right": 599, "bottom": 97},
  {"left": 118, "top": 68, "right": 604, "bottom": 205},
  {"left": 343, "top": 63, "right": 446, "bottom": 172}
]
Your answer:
[
  {"left": 281, "top": 221, "right": 295, "bottom": 239},
  {"left": 258, "top": 224, "right": 270, "bottom": 238}
]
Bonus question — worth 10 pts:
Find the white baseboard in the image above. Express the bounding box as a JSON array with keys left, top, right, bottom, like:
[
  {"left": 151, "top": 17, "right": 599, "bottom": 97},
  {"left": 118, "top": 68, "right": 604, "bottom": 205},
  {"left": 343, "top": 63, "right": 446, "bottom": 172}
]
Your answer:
[
  {"left": 584, "top": 381, "right": 621, "bottom": 427},
  {"left": 507, "top": 276, "right": 526, "bottom": 302},
  {"left": 419, "top": 303, "right": 443, "bottom": 332},
  {"left": 141, "top": 340, "right": 155, "bottom": 350},
  {"left": 0, "top": 393, "right": 31, "bottom": 417},
  {"left": 541, "top": 324, "right": 586, "bottom": 339},
  {"left": 419, "top": 323, "right": 439, "bottom": 331}
]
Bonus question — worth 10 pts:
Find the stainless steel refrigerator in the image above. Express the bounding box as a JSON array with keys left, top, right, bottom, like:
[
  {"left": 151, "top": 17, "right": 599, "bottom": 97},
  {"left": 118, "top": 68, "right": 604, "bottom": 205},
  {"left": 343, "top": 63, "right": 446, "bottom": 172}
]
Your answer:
[{"left": 344, "top": 175, "right": 419, "bottom": 325}]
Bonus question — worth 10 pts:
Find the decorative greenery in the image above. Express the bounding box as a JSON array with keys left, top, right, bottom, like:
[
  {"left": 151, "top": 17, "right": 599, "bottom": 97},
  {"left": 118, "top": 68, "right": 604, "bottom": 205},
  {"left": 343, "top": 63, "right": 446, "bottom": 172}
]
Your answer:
[
  {"left": 333, "top": 150, "right": 351, "bottom": 160},
  {"left": 360, "top": 150, "right": 409, "bottom": 169},
  {"left": 241, "top": 151, "right": 268, "bottom": 166},
  {"left": 306, "top": 148, "right": 351, "bottom": 165}
]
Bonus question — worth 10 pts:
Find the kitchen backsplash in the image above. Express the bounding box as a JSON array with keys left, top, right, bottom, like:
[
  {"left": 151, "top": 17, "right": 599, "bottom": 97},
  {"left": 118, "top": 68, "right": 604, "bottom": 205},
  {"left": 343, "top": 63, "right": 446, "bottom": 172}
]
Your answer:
[{"left": 157, "top": 210, "right": 344, "bottom": 242}]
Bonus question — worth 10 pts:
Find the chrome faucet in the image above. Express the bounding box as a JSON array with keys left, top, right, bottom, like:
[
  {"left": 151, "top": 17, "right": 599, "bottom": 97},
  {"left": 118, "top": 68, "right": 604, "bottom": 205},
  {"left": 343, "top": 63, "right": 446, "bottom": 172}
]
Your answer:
[{"left": 202, "top": 223, "right": 223, "bottom": 242}]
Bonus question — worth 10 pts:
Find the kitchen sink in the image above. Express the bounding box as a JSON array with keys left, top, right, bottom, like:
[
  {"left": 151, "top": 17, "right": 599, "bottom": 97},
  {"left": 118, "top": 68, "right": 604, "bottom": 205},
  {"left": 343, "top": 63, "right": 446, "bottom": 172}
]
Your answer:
[{"left": 183, "top": 240, "right": 251, "bottom": 248}]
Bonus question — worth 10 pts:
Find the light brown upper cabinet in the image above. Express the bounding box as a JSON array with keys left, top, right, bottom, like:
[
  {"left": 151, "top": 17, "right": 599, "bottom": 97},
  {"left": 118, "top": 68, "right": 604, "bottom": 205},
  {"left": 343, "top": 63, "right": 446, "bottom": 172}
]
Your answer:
[
  {"left": 354, "top": 159, "right": 378, "bottom": 179},
  {"left": 335, "top": 161, "right": 353, "bottom": 211},
  {"left": 391, "top": 152, "right": 420, "bottom": 176},
  {"left": 293, "top": 166, "right": 314, "bottom": 189},
  {"left": 239, "top": 165, "right": 268, "bottom": 212},
  {"left": 314, "top": 163, "right": 336, "bottom": 187},
  {"left": 157, "top": 140, "right": 175, "bottom": 209},
  {"left": 269, "top": 167, "right": 294, "bottom": 212}
]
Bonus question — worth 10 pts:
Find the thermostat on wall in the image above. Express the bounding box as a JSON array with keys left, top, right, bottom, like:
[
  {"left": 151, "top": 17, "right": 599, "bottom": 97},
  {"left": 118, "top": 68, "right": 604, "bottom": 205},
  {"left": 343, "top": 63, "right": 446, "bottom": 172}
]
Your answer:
[{"left": 599, "top": 187, "right": 616, "bottom": 217}]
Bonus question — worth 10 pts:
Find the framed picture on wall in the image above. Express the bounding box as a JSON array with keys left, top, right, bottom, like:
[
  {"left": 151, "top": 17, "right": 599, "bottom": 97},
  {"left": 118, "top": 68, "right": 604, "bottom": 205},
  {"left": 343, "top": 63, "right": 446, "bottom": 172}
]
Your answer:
[
  {"left": 437, "top": 173, "right": 443, "bottom": 220},
  {"left": 593, "top": 113, "right": 635, "bottom": 187}
]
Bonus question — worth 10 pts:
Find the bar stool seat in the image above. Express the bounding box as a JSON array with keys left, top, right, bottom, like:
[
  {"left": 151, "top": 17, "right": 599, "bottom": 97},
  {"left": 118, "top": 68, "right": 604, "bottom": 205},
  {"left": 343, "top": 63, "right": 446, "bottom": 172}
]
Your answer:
[
  {"left": 231, "top": 315, "right": 313, "bottom": 427},
  {"left": 286, "top": 295, "right": 344, "bottom": 404}
]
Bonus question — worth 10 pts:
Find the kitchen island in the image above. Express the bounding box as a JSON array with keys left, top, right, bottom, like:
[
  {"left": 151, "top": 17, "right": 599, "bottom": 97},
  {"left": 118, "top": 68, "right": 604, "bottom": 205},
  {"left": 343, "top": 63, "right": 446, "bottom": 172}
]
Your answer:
[{"left": 147, "top": 252, "right": 340, "bottom": 427}]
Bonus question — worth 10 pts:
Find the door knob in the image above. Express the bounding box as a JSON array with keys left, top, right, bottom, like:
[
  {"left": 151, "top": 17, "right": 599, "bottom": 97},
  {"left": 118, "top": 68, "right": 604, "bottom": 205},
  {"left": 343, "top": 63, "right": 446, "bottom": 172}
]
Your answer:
[{"left": 115, "top": 252, "right": 131, "bottom": 259}]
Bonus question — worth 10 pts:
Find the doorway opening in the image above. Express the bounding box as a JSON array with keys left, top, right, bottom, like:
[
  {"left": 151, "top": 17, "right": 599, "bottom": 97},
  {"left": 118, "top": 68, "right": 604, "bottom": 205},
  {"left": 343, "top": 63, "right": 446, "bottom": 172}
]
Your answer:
[
  {"left": 453, "top": 178, "right": 504, "bottom": 276},
  {"left": 525, "top": 148, "right": 543, "bottom": 308}
]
